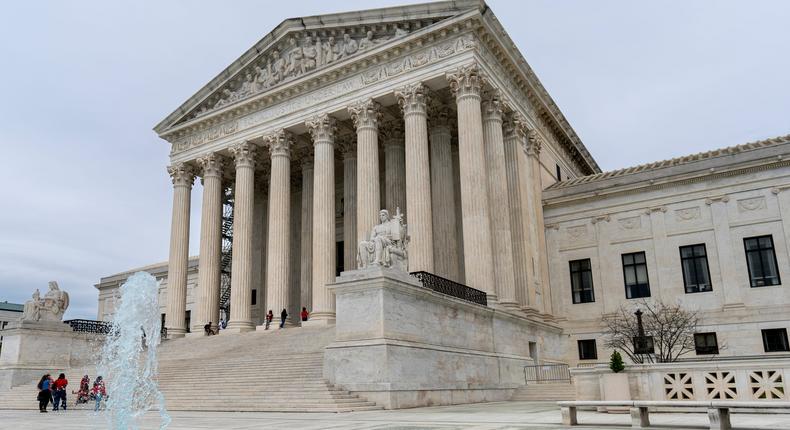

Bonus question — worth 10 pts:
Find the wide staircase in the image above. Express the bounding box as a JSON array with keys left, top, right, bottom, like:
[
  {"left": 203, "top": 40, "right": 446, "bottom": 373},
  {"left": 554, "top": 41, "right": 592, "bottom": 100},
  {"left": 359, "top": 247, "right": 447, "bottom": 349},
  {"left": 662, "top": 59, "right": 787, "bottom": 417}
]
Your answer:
[{"left": 0, "top": 326, "right": 381, "bottom": 412}]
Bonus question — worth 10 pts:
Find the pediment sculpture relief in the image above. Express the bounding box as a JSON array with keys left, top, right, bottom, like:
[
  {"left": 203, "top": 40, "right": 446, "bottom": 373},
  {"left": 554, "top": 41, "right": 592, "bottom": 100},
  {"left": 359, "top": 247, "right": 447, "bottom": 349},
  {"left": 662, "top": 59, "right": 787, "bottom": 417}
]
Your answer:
[
  {"left": 194, "top": 27, "right": 411, "bottom": 118},
  {"left": 357, "top": 208, "right": 409, "bottom": 272},
  {"left": 21, "top": 281, "right": 70, "bottom": 322}
]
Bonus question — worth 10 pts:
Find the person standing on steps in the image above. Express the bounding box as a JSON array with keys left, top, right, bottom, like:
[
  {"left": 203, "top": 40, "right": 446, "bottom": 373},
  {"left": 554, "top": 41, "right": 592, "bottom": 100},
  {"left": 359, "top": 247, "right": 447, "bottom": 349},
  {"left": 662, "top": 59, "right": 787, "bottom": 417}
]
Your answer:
[
  {"left": 300, "top": 307, "right": 309, "bottom": 322},
  {"left": 36, "top": 373, "right": 52, "bottom": 413},
  {"left": 52, "top": 373, "right": 68, "bottom": 411},
  {"left": 265, "top": 310, "right": 273, "bottom": 330},
  {"left": 92, "top": 376, "right": 106, "bottom": 412},
  {"left": 280, "top": 308, "right": 288, "bottom": 328}
]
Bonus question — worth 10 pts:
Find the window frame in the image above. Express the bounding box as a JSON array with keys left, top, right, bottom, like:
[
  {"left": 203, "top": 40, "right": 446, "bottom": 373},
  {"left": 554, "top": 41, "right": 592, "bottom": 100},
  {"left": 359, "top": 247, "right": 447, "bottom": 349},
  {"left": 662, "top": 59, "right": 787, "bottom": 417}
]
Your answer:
[
  {"left": 622, "top": 251, "right": 651, "bottom": 299},
  {"left": 744, "top": 235, "right": 781, "bottom": 287},
  {"left": 762, "top": 328, "right": 790, "bottom": 352},
  {"left": 577, "top": 339, "right": 598, "bottom": 360},
  {"left": 694, "top": 332, "right": 719, "bottom": 355},
  {"left": 680, "top": 244, "right": 713, "bottom": 293},
  {"left": 632, "top": 335, "right": 655, "bottom": 355},
  {"left": 569, "top": 258, "right": 595, "bottom": 304}
]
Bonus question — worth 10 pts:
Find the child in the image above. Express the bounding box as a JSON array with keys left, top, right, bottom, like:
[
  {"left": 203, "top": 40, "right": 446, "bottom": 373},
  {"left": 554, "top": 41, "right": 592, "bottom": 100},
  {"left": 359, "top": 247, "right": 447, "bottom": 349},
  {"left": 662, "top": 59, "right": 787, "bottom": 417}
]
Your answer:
[{"left": 92, "top": 376, "right": 106, "bottom": 412}]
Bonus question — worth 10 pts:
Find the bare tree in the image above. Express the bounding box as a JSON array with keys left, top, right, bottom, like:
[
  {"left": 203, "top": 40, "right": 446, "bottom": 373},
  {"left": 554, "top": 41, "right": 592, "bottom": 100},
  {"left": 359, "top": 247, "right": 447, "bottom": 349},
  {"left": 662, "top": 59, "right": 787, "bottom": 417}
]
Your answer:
[{"left": 603, "top": 300, "right": 700, "bottom": 363}]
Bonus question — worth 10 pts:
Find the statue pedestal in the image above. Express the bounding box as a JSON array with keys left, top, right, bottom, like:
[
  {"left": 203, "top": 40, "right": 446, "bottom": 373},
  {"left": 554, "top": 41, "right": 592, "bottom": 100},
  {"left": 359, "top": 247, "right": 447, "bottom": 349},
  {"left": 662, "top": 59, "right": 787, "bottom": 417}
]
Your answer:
[
  {"left": 323, "top": 267, "right": 561, "bottom": 409},
  {"left": 0, "top": 320, "right": 102, "bottom": 389}
]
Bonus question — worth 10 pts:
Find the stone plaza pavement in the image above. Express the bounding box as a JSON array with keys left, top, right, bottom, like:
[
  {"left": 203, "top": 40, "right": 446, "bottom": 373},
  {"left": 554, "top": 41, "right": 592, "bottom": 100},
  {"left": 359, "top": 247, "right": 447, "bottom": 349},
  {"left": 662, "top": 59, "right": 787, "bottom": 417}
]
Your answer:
[{"left": 2, "top": 401, "right": 790, "bottom": 429}]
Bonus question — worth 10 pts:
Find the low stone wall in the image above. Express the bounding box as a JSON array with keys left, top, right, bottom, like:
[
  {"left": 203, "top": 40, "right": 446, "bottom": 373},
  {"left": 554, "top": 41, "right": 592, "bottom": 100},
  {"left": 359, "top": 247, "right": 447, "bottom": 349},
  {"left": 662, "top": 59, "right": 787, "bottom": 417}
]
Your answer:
[
  {"left": 0, "top": 321, "right": 103, "bottom": 389},
  {"left": 324, "top": 267, "right": 563, "bottom": 409},
  {"left": 571, "top": 358, "right": 790, "bottom": 404}
]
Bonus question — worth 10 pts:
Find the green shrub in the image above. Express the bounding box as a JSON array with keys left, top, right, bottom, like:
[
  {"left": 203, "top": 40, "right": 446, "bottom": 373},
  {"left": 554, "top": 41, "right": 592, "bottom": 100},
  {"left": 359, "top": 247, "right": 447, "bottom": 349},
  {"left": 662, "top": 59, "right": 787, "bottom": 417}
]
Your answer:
[{"left": 609, "top": 350, "right": 625, "bottom": 373}]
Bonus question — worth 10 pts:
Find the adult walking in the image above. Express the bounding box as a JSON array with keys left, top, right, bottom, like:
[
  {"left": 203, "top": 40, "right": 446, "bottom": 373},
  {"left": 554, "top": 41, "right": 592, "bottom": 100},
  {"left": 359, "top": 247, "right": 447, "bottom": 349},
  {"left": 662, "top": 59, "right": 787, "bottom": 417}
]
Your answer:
[
  {"left": 265, "top": 310, "right": 273, "bottom": 330},
  {"left": 279, "top": 308, "right": 288, "bottom": 328},
  {"left": 52, "top": 373, "right": 68, "bottom": 411},
  {"left": 36, "top": 374, "right": 52, "bottom": 413},
  {"left": 92, "top": 376, "right": 106, "bottom": 411}
]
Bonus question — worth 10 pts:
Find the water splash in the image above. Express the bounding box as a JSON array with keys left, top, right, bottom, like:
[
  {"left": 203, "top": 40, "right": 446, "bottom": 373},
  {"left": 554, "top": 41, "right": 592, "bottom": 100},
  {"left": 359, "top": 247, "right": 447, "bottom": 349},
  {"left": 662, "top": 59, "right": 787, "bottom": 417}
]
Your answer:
[{"left": 98, "top": 271, "right": 170, "bottom": 429}]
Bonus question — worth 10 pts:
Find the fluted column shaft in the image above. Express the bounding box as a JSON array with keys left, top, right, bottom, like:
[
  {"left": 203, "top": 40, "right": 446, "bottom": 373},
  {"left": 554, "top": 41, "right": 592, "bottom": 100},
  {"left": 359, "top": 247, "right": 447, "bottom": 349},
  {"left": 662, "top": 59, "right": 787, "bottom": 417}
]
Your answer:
[
  {"left": 227, "top": 143, "right": 257, "bottom": 331},
  {"left": 349, "top": 100, "right": 381, "bottom": 243},
  {"left": 193, "top": 155, "right": 224, "bottom": 334},
  {"left": 482, "top": 93, "right": 518, "bottom": 308},
  {"left": 429, "top": 108, "right": 459, "bottom": 281},
  {"left": 299, "top": 157, "right": 314, "bottom": 311},
  {"left": 397, "top": 83, "right": 434, "bottom": 272},
  {"left": 451, "top": 143, "right": 466, "bottom": 284},
  {"left": 165, "top": 163, "right": 194, "bottom": 337},
  {"left": 342, "top": 144, "right": 358, "bottom": 272},
  {"left": 526, "top": 131, "right": 552, "bottom": 315},
  {"left": 264, "top": 131, "right": 293, "bottom": 321},
  {"left": 503, "top": 116, "right": 530, "bottom": 309},
  {"left": 447, "top": 65, "right": 496, "bottom": 299},
  {"left": 308, "top": 115, "right": 337, "bottom": 322},
  {"left": 382, "top": 123, "right": 406, "bottom": 215}
]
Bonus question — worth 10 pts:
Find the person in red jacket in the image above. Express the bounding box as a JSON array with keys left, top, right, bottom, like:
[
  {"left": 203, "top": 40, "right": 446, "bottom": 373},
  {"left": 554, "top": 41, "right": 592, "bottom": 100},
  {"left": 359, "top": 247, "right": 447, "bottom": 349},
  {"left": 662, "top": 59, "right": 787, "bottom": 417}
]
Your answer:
[
  {"left": 300, "top": 307, "right": 309, "bottom": 322},
  {"left": 52, "top": 373, "right": 68, "bottom": 411}
]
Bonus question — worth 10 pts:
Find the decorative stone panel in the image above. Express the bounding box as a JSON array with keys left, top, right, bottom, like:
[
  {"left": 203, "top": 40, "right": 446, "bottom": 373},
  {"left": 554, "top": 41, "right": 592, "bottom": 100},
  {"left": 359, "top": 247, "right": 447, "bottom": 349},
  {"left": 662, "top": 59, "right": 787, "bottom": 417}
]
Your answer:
[
  {"left": 664, "top": 372, "right": 695, "bottom": 400},
  {"left": 749, "top": 370, "right": 786, "bottom": 400},
  {"left": 705, "top": 371, "right": 737, "bottom": 400}
]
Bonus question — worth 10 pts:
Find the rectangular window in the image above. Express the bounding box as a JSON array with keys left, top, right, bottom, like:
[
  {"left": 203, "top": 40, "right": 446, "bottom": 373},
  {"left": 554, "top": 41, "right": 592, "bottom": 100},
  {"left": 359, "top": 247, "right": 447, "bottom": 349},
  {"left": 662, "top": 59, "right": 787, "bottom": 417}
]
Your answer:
[
  {"left": 251, "top": 289, "right": 257, "bottom": 306},
  {"left": 762, "top": 328, "right": 790, "bottom": 352},
  {"left": 569, "top": 259, "right": 595, "bottom": 304},
  {"left": 185, "top": 310, "right": 191, "bottom": 333},
  {"left": 680, "top": 244, "right": 712, "bottom": 293},
  {"left": 633, "top": 335, "right": 655, "bottom": 354},
  {"left": 622, "top": 252, "right": 651, "bottom": 298},
  {"left": 577, "top": 339, "right": 598, "bottom": 360},
  {"left": 694, "top": 332, "right": 719, "bottom": 355},
  {"left": 744, "top": 235, "right": 781, "bottom": 287},
  {"left": 556, "top": 164, "right": 562, "bottom": 182}
]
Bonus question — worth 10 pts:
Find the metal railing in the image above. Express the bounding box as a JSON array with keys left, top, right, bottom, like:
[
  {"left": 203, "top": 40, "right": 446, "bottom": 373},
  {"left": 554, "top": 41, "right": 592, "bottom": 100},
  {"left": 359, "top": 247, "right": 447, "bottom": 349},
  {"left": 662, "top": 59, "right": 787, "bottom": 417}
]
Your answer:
[
  {"left": 64, "top": 319, "right": 113, "bottom": 334},
  {"left": 524, "top": 363, "right": 571, "bottom": 384},
  {"left": 409, "top": 271, "right": 487, "bottom": 306}
]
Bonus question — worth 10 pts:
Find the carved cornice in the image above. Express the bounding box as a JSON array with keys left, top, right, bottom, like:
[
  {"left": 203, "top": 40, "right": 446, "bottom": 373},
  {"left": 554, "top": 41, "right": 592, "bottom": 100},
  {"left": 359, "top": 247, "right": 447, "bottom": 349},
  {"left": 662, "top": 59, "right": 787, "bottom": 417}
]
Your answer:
[
  {"left": 348, "top": 98, "right": 382, "bottom": 130},
  {"left": 306, "top": 114, "right": 337, "bottom": 143},
  {"left": 230, "top": 141, "right": 258, "bottom": 168},
  {"left": 705, "top": 195, "right": 730, "bottom": 205},
  {"left": 196, "top": 153, "right": 227, "bottom": 179},
  {"left": 167, "top": 162, "right": 196, "bottom": 187},
  {"left": 395, "top": 82, "right": 431, "bottom": 116},
  {"left": 481, "top": 88, "right": 504, "bottom": 122},
  {"left": 447, "top": 63, "right": 485, "bottom": 101},
  {"left": 263, "top": 129, "right": 294, "bottom": 158},
  {"left": 590, "top": 214, "right": 610, "bottom": 224}
]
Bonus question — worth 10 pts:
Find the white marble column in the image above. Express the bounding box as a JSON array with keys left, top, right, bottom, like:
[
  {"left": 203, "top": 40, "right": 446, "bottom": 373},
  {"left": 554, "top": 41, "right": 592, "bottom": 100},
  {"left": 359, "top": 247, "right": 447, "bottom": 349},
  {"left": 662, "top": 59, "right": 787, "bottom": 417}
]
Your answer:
[
  {"left": 299, "top": 154, "right": 314, "bottom": 312},
  {"left": 226, "top": 142, "right": 257, "bottom": 332},
  {"left": 429, "top": 105, "right": 460, "bottom": 281},
  {"left": 525, "top": 131, "right": 552, "bottom": 316},
  {"left": 451, "top": 141, "right": 465, "bottom": 284},
  {"left": 482, "top": 91, "right": 518, "bottom": 308},
  {"left": 503, "top": 115, "right": 530, "bottom": 308},
  {"left": 165, "top": 162, "right": 195, "bottom": 337},
  {"left": 307, "top": 114, "right": 337, "bottom": 324},
  {"left": 382, "top": 122, "right": 406, "bottom": 215},
  {"left": 349, "top": 99, "right": 381, "bottom": 244},
  {"left": 396, "top": 82, "right": 434, "bottom": 273},
  {"left": 341, "top": 139, "right": 358, "bottom": 272},
  {"left": 263, "top": 130, "right": 293, "bottom": 324},
  {"left": 447, "top": 65, "right": 496, "bottom": 299},
  {"left": 192, "top": 154, "right": 225, "bottom": 335}
]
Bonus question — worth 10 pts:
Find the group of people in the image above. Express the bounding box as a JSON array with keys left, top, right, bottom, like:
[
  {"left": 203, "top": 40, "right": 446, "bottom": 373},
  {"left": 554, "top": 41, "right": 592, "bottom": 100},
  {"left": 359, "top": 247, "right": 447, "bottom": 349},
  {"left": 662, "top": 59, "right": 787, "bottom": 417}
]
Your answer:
[
  {"left": 36, "top": 373, "right": 106, "bottom": 412},
  {"left": 201, "top": 307, "right": 311, "bottom": 335}
]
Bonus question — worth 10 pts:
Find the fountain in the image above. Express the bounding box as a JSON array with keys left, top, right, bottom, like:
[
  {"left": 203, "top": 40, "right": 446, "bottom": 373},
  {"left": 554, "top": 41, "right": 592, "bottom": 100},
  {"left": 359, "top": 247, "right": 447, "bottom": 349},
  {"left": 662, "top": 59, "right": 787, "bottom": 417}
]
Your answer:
[{"left": 97, "top": 271, "right": 170, "bottom": 429}]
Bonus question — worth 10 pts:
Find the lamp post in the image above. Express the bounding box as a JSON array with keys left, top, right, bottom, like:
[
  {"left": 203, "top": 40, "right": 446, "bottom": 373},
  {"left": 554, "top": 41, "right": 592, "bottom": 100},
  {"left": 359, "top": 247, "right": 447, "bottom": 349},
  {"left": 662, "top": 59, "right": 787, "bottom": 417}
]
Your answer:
[{"left": 634, "top": 309, "right": 651, "bottom": 355}]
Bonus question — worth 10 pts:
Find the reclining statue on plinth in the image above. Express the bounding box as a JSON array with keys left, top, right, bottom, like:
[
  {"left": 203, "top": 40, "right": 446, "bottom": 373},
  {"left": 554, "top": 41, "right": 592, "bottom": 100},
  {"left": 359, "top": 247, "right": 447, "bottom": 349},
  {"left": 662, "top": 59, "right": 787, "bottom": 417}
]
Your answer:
[
  {"left": 357, "top": 208, "right": 409, "bottom": 272},
  {"left": 21, "top": 281, "right": 69, "bottom": 322}
]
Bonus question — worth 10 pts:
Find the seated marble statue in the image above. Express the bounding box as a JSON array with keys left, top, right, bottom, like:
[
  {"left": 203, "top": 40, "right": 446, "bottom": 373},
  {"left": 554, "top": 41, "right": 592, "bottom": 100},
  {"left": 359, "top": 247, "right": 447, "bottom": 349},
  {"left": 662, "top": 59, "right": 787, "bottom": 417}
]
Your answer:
[
  {"left": 357, "top": 208, "right": 409, "bottom": 271},
  {"left": 21, "top": 281, "right": 69, "bottom": 322}
]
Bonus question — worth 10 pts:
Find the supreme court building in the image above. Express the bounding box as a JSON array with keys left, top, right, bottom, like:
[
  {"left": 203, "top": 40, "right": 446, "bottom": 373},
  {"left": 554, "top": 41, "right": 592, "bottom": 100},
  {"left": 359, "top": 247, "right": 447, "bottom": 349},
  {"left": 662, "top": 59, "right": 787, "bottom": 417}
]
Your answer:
[{"left": 96, "top": 0, "right": 790, "bottom": 370}]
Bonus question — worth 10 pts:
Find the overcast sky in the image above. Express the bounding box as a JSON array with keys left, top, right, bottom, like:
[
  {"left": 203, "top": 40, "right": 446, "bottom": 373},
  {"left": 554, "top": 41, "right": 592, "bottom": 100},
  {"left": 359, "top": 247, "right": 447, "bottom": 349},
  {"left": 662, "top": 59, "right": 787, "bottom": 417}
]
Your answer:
[{"left": 1, "top": 1, "right": 788, "bottom": 319}]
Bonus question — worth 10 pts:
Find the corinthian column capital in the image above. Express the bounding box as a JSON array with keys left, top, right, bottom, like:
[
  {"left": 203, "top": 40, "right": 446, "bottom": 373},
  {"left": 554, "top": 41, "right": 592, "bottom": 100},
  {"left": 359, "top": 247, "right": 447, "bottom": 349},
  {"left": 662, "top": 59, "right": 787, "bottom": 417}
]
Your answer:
[
  {"left": 348, "top": 99, "right": 381, "bottom": 131},
  {"left": 481, "top": 89, "right": 504, "bottom": 122},
  {"left": 525, "top": 129, "right": 543, "bottom": 157},
  {"left": 196, "top": 153, "right": 227, "bottom": 179},
  {"left": 395, "top": 82, "right": 431, "bottom": 116},
  {"left": 306, "top": 114, "right": 337, "bottom": 143},
  {"left": 263, "top": 129, "right": 294, "bottom": 159},
  {"left": 230, "top": 141, "right": 258, "bottom": 168},
  {"left": 429, "top": 103, "right": 454, "bottom": 132},
  {"left": 336, "top": 135, "right": 356, "bottom": 159},
  {"left": 380, "top": 121, "right": 405, "bottom": 146},
  {"left": 447, "top": 64, "right": 485, "bottom": 100},
  {"left": 167, "top": 162, "right": 196, "bottom": 187},
  {"left": 503, "top": 112, "right": 529, "bottom": 141}
]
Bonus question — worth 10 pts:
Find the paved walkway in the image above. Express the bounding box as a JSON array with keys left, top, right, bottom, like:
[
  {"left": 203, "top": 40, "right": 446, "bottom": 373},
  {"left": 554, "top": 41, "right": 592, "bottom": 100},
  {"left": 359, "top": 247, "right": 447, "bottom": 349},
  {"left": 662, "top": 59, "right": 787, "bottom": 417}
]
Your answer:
[{"left": 1, "top": 401, "right": 789, "bottom": 429}]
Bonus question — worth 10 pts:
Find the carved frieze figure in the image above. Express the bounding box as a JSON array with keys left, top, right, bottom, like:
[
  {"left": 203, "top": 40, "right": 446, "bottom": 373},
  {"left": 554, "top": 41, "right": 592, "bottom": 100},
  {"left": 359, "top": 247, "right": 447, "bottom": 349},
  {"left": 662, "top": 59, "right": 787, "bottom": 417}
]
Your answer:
[
  {"left": 271, "top": 50, "right": 286, "bottom": 83},
  {"left": 357, "top": 208, "right": 409, "bottom": 271},
  {"left": 358, "top": 31, "right": 375, "bottom": 51},
  {"left": 285, "top": 37, "right": 303, "bottom": 77},
  {"left": 253, "top": 65, "right": 269, "bottom": 91},
  {"left": 321, "top": 36, "right": 337, "bottom": 65},
  {"left": 341, "top": 33, "right": 358, "bottom": 58},
  {"left": 302, "top": 36, "right": 318, "bottom": 72},
  {"left": 21, "top": 282, "right": 69, "bottom": 322},
  {"left": 238, "top": 72, "right": 255, "bottom": 97},
  {"left": 394, "top": 25, "right": 409, "bottom": 37}
]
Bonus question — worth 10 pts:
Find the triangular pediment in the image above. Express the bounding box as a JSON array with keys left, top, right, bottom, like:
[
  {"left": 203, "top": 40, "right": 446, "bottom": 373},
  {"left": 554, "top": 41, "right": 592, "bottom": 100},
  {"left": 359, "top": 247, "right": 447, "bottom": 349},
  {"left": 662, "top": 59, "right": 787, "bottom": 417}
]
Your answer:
[{"left": 154, "top": 1, "right": 483, "bottom": 134}]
